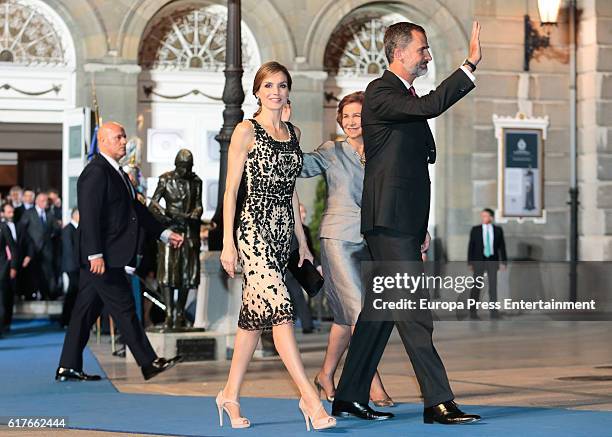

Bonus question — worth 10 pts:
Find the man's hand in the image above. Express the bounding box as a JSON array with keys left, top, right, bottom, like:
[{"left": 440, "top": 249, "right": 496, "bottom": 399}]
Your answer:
[
  {"left": 421, "top": 231, "right": 431, "bottom": 254},
  {"left": 468, "top": 20, "right": 482, "bottom": 67},
  {"left": 90, "top": 257, "right": 105, "bottom": 275},
  {"left": 22, "top": 256, "right": 31, "bottom": 268},
  {"left": 500, "top": 264, "right": 507, "bottom": 272},
  {"left": 168, "top": 231, "right": 184, "bottom": 248},
  {"left": 9, "top": 268, "right": 17, "bottom": 279}
]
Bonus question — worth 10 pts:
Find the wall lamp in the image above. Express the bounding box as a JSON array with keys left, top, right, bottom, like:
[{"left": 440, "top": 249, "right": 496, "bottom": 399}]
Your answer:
[{"left": 524, "top": 0, "right": 562, "bottom": 71}]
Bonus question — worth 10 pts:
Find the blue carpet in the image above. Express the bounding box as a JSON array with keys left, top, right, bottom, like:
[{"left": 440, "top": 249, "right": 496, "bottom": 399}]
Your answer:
[{"left": 0, "top": 320, "right": 611, "bottom": 436}]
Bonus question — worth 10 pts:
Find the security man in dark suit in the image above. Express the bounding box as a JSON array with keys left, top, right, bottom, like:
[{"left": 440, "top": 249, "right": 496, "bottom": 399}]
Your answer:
[
  {"left": 467, "top": 208, "right": 507, "bottom": 319},
  {"left": 56, "top": 121, "right": 185, "bottom": 382},
  {"left": 19, "top": 192, "right": 60, "bottom": 299},
  {"left": 333, "top": 21, "right": 482, "bottom": 425}
]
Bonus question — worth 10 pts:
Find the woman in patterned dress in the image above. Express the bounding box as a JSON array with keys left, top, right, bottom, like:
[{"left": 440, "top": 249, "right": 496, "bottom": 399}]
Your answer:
[{"left": 216, "top": 61, "right": 336, "bottom": 431}]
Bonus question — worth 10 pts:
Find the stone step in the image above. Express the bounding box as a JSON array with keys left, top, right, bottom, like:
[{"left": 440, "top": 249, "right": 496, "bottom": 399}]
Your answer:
[{"left": 14, "top": 301, "right": 62, "bottom": 319}]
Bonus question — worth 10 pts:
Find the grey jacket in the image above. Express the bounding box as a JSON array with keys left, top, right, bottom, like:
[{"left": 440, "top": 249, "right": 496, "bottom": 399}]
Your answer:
[{"left": 300, "top": 140, "right": 364, "bottom": 243}]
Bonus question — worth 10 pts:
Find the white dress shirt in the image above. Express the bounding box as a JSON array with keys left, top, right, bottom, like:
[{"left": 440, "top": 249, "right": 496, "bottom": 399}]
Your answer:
[
  {"left": 35, "top": 206, "right": 47, "bottom": 224},
  {"left": 482, "top": 223, "right": 494, "bottom": 256},
  {"left": 7, "top": 221, "right": 17, "bottom": 241},
  {"left": 99, "top": 152, "right": 135, "bottom": 198}
]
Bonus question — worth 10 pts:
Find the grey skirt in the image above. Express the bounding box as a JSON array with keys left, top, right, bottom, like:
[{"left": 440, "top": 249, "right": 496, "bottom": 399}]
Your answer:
[{"left": 320, "top": 238, "right": 371, "bottom": 325}]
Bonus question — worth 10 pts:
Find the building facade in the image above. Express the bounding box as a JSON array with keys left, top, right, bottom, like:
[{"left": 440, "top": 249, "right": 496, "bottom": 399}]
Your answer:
[{"left": 0, "top": 0, "right": 610, "bottom": 261}]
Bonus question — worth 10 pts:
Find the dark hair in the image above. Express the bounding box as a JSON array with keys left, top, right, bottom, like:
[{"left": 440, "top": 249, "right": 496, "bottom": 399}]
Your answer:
[
  {"left": 1, "top": 203, "right": 13, "bottom": 213},
  {"left": 252, "top": 61, "right": 292, "bottom": 117},
  {"left": 336, "top": 91, "right": 364, "bottom": 127},
  {"left": 384, "top": 22, "right": 426, "bottom": 63},
  {"left": 48, "top": 188, "right": 59, "bottom": 195},
  {"left": 71, "top": 207, "right": 79, "bottom": 217},
  {"left": 482, "top": 208, "right": 495, "bottom": 217}
]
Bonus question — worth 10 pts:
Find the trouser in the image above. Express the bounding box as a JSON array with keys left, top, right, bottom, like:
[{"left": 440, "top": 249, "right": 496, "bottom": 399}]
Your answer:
[
  {"left": 470, "top": 260, "right": 499, "bottom": 312},
  {"left": 0, "top": 271, "right": 7, "bottom": 333},
  {"left": 59, "top": 267, "right": 157, "bottom": 370},
  {"left": 335, "top": 227, "right": 454, "bottom": 408},
  {"left": 60, "top": 271, "right": 79, "bottom": 327},
  {"left": 286, "top": 271, "right": 314, "bottom": 331}
]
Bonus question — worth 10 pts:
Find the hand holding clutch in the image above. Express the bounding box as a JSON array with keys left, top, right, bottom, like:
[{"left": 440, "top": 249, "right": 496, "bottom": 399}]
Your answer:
[{"left": 287, "top": 249, "right": 324, "bottom": 297}]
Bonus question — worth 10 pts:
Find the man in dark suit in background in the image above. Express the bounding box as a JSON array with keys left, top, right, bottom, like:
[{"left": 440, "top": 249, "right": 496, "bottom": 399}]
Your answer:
[
  {"left": 0, "top": 203, "right": 30, "bottom": 326},
  {"left": 57, "top": 121, "right": 185, "bottom": 382},
  {"left": 333, "top": 21, "right": 482, "bottom": 425},
  {"left": 9, "top": 186, "right": 25, "bottom": 224},
  {"left": 19, "top": 192, "right": 60, "bottom": 300},
  {"left": 48, "top": 188, "right": 64, "bottom": 295},
  {"left": 0, "top": 214, "right": 18, "bottom": 336},
  {"left": 22, "top": 190, "right": 34, "bottom": 211},
  {"left": 60, "top": 208, "right": 80, "bottom": 327},
  {"left": 467, "top": 208, "right": 507, "bottom": 319}
]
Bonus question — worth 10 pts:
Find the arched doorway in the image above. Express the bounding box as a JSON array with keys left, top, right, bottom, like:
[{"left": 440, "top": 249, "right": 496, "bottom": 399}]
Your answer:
[
  {"left": 322, "top": 5, "right": 438, "bottom": 238},
  {"left": 0, "top": 0, "right": 76, "bottom": 207},
  {"left": 137, "top": 1, "right": 261, "bottom": 219}
]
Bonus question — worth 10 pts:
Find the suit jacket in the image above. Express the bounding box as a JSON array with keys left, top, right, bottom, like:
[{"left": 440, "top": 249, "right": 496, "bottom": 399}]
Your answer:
[
  {"left": 467, "top": 224, "right": 507, "bottom": 264},
  {"left": 49, "top": 204, "right": 62, "bottom": 222},
  {"left": 0, "top": 222, "right": 19, "bottom": 276},
  {"left": 61, "top": 223, "right": 79, "bottom": 273},
  {"left": 77, "top": 154, "right": 165, "bottom": 268},
  {"left": 1, "top": 220, "right": 29, "bottom": 262},
  {"left": 360, "top": 69, "right": 475, "bottom": 240},
  {"left": 13, "top": 205, "right": 25, "bottom": 224},
  {"left": 301, "top": 140, "right": 364, "bottom": 243},
  {"left": 18, "top": 207, "right": 59, "bottom": 258}
]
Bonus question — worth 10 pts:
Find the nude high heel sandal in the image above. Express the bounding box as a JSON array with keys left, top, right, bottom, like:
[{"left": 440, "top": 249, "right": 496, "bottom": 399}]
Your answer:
[
  {"left": 299, "top": 398, "right": 336, "bottom": 431},
  {"left": 216, "top": 390, "right": 250, "bottom": 429}
]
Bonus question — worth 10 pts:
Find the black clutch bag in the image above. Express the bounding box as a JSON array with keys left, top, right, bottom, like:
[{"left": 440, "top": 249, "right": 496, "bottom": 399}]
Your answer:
[{"left": 287, "top": 249, "right": 324, "bottom": 297}]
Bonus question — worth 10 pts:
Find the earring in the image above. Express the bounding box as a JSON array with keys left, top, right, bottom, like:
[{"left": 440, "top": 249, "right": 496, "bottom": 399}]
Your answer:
[{"left": 256, "top": 96, "right": 261, "bottom": 105}]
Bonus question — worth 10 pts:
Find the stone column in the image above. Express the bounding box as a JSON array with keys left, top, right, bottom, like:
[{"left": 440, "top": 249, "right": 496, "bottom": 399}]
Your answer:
[
  {"left": 80, "top": 62, "right": 141, "bottom": 137},
  {"left": 290, "top": 70, "right": 327, "bottom": 215},
  {"left": 577, "top": 0, "right": 612, "bottom": 260}
]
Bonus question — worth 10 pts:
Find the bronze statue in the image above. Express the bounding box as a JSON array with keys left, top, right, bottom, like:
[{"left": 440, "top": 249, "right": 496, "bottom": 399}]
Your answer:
[{"left": 150, "top": 149, "right": 203, "bottom": 330}]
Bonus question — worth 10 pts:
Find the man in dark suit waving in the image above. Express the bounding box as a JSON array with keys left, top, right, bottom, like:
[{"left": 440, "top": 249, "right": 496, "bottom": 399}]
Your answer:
[
  {"left": 333, "top": 22, "right": 482, "bottom": 424},
  {"left": 467, "top": 208, "right": 507, "bottom": 319},
  {"left": 57, "top": 121, "right": 184, "bottom": 382}
]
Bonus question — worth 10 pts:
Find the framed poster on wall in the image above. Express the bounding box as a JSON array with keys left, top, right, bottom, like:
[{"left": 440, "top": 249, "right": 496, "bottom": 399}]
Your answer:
[
  {"left": 147, "top": 129, "right": 187, "bottom": 163},
  {"left": 493, "top": 114, "right": 549, "bottom": 221}
]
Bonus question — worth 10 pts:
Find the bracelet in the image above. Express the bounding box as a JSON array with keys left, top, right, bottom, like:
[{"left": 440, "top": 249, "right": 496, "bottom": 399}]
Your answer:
[{"left": 463, "top": 59, "right": 477, "bottom": 72}]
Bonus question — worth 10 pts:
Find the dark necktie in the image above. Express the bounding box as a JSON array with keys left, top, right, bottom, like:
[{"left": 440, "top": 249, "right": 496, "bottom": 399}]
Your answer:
[
  {"left": 119, "top": 167, "right": 135, "bottom": 199},
  {"left": 408, "top": 86, "right": 418, "bottom": 97},
  {"left": 39, "top": 211, "right": 46, "bottom": 227}
]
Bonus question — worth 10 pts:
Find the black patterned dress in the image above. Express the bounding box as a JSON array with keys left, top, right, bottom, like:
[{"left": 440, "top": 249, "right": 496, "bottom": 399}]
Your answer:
[{"left": 236, "top": 119, "right": 303, "bottom": 330}]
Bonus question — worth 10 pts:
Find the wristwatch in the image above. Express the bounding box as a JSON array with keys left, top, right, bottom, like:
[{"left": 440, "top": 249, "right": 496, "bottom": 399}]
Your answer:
[{"left": 463, "top": 59, "right": 477, "bottom": 72}]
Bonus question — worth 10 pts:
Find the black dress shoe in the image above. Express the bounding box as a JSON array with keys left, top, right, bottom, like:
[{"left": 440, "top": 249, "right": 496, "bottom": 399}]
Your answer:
[
  {"left": 424, "top": 401, "right": 481, "bottom": 424},
  {"left": 141, "top": 356, "right": 183, "bottom": 381},
  {"left": 55, "top": 367, "right": 102, "bottom": 382},
  {"left": 332, "top": 399, "right": 394, "bottom": 420}
]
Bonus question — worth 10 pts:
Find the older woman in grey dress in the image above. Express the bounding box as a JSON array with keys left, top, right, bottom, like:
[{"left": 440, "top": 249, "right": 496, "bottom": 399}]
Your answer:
[{"left": 300, "top": 92, "right": 393, "bottom": 406}]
